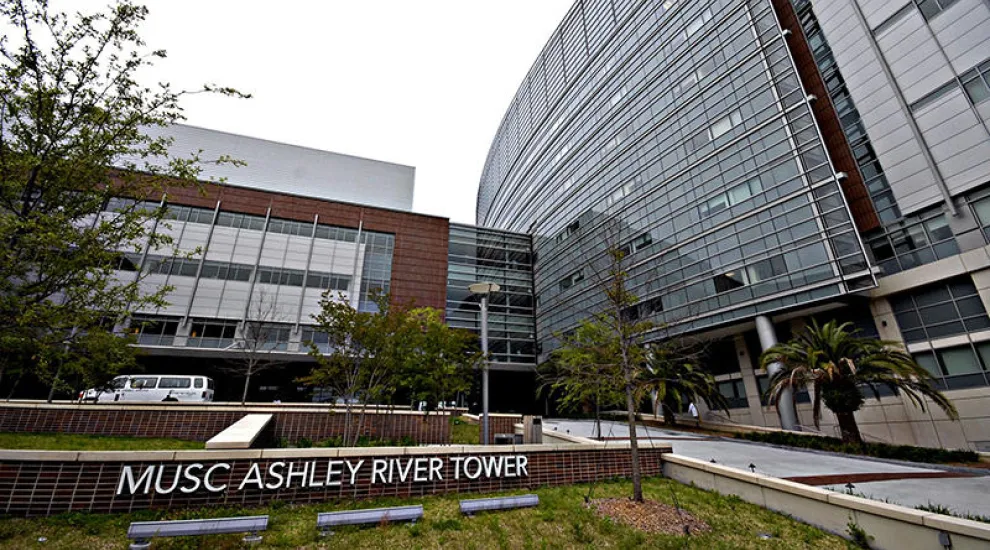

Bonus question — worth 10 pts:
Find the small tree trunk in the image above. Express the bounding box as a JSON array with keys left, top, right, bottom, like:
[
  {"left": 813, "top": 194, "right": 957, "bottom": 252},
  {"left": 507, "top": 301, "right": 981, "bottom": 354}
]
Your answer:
[
  {"left": 835, "top": 411, "right": 863, "bottom": 444},
  {"left": 343, "top": 401, "right": 354, "bottom": 447},
  {"left": 662, "top": 401, "right": 677, "bottom": 427},
  {"left": 624, "top": 381, "right": 643, "bottom": 503},
  {"left": 47, "top": 367, "right": 62, "bottom": 403},
  {"left": 241, "top": 365, "right": 253, "bottom": 405}
]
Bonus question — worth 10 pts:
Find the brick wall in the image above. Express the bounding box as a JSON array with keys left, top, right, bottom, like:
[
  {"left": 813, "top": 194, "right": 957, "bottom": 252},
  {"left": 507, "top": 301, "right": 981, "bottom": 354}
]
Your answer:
[
  {"left": 0, "top": 404, "right": 450, "bottom": 444},
  {"left": 0, "top": 445, "right": 669, "bottom": 517},
  {"left": 483, "top": 415, "right": 525, "bottom": 444}
]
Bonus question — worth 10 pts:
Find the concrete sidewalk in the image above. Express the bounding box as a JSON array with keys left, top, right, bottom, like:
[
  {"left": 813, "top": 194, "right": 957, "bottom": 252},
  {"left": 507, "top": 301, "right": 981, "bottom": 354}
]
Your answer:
[{"left": 545, "top": 418, "right": 990, "bottom": 517}]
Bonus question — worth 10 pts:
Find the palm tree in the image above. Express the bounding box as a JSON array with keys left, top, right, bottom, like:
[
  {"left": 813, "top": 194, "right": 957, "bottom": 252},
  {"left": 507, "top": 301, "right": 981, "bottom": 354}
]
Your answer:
[
  {"left": 760, "top": 320, "right": 958, "bottom": 443},
  {"left": 640, "top": 346, "right": 730, "bottom": 427}
]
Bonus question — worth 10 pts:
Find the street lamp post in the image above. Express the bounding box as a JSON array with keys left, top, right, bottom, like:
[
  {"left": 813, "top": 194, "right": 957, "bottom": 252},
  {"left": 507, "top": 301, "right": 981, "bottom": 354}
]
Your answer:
[{"left": 468, "top": 282, "right": 500, "bottom": 445}]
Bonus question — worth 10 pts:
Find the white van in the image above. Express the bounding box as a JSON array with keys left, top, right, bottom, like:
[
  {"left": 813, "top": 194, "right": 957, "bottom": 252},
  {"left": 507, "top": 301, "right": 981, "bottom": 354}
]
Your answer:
[{"left": 80, "top": 375, "right": 215, "bottom": 402}]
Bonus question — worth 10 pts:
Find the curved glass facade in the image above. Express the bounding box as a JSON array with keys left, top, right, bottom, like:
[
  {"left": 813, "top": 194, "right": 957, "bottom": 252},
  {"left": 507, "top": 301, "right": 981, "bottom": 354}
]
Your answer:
[{"left": 477, "top": 0, "right": 874, "bottom": 354}]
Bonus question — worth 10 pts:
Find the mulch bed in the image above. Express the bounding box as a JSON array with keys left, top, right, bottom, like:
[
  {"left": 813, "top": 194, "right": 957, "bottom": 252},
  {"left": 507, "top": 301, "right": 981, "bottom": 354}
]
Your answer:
[{"left": 589, "top": 498, "right": 711, "bottom": 536}]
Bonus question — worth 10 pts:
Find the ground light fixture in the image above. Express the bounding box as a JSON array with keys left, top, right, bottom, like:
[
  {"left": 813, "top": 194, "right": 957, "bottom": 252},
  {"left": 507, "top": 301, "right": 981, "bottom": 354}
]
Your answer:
[{"left": 468, "top": 282, "right": 501, "bottom": 446}]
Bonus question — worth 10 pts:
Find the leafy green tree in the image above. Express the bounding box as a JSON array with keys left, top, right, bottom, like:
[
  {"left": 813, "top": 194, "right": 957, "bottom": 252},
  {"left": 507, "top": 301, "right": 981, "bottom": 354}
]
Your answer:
[
  {"left": 303, "top": 292, "right": 479, "bottom": 445},
  {"left": 0, "top": 0, "right": 246, "bottom": 395},
  {"left": 401, "top": 307, "right": 479, "bottom": 412},
  {"left": 641, "top": 345, "right": 728, "bottom": 427},
  {"left": 550, "top": 246, "right": 653, "bottom": 502},
  {"left": 760, "top": 320, "right": 958, "bottom": 443},
  {"left": 541, "top": 320, "right": 626, "bottom": 439},
  {"left": 301, "top": 293, "right": 395, "bottom": 446}
]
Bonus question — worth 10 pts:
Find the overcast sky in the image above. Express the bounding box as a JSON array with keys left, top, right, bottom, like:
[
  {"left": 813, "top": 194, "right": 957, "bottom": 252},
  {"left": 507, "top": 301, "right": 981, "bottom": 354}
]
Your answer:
[{"left": 59, "top": 1, "right": 574, "bottom": 223}]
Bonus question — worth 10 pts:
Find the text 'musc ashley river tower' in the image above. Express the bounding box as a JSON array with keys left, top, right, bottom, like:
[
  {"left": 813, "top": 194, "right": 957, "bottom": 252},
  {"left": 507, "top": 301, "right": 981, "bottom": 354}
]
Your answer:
[{"left": 478, "top": 0, "right": 990, "bottom": 447}]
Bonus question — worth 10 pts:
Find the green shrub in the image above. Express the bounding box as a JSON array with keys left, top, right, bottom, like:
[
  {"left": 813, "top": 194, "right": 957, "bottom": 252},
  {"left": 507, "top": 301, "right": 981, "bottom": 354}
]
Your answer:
[{"left": 734, "top": 432, "right": 979, "bottom": 464}]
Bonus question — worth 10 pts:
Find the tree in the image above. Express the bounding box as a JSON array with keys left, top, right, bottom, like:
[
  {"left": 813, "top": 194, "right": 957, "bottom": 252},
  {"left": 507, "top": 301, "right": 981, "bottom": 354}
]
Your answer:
[
  {"left": 0, "top": 0, "right": 246, "bottom": 395},
  {"left": 641, "top": 343, "right": 729, "bottom": 427},
  {"left": 400, "top": 307, "right": 479, "bottom": 412},
  {"left": 301, "top": 292, "right": 407, "bottom": 446},
  {"left": 760, "top": 320, "right": 958, "bottom": 443},
  {"left": 550, "top": 245, "right": 653, "bottom": 502},
  {"left": 541, "top": 320, "right": 626, "bottom": 439},
  {"left": 222, "top": 291, "right": 289, "bottom": 405}
]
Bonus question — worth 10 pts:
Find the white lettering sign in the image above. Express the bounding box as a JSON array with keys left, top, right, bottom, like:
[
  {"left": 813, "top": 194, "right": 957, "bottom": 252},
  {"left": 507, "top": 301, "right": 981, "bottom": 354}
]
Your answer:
[{"left": 115, "top": 455, "right": 529, "bottom": 496}]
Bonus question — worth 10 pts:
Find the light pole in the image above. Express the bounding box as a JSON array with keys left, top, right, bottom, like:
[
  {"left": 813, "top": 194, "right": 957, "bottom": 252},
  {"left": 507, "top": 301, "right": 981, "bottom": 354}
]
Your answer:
[{"left": 468, "top": 282, "right": 500, "bottom": 445}]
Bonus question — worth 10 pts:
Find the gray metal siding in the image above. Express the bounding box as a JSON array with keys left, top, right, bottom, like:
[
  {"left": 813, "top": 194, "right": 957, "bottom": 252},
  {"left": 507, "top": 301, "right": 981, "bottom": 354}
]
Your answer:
[{"left": 136, "top": 124, "right": 415, "bottom": 212}]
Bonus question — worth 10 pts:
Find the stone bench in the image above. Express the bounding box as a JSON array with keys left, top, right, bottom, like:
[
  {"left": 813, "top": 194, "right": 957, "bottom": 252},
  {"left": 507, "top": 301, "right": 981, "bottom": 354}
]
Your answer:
[
  {"left": 127, "top": 515, "right": 268, "bottom": 549},
  {"left": 205, "top": 414, "right": 272, "bottom": 450}
]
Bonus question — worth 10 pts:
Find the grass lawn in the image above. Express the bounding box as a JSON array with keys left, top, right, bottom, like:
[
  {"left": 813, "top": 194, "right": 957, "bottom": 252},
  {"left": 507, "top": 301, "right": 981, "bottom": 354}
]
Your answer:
[
  {"left": 451, "top": 416, "right": 480, "bottom": 445},
  {"left": 0, "top": 432, "right": 203, "bottom": 451},
  {"left": 0, "top": 478, "right": 851, "bottom": 549}
]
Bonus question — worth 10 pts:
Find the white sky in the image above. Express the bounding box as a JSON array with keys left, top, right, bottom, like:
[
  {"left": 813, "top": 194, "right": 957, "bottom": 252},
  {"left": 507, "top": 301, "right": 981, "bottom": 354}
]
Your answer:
[{"left": 60, "top": 1, "right": 574, "bottom": 224}]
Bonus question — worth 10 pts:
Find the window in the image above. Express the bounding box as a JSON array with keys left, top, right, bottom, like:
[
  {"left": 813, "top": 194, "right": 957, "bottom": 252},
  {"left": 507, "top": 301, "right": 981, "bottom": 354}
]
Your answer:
[
  {"left": 129, "top": 316, "right": 181, "bottom": 346},
  {"left": 914, "top": 0, "right": 960, "bottom": 20},
  {"left": 961, "top": 61, "right": 990, "bottom": 105},
  {"left": 866, "top": 211, "right": 958, "bottom": 275},
  {"left": 257, "top": 266, "right": 306, "bottom": 287},
  {"left": 305, "top": 273, "right": 351, "bottom": 291},
  {"left": 890, "top": 277, "right": 990, "bottom": 343},
  {"left": 716, "top": 379, "right": 748, "bottom": 409},
  {"left": 556, "top": 220, "right": 580, "bottom": 244},
  {"left": 130, "top": 377, "right": 158, "bottom": 389},
  {"left": 700, "top": 178, "right": 763, "bottom": 218},
  {"left": 714, "top": 255, "right": 788, "bottom": 294},
  {"left": 302, "top": 328, "right": 332, "bottom": 353},
  {"left": 194, "top": 378, "right": 204, "bottom": 389},
  {"left": 710, "top": 110, "right": 743, "bottom": 140},
  {"left": 620, "top": 232, "right": 653, "bottom": 256},
  {"left": 969, "top": 195, "right": 990, "bottom": 242},
  {"left": 913, "top": 342, "right": 990, "bottom": 390},
  {"left": 159, "top": 377, "right": 192, "bottom": 389},
  {"left": 714, "top": 271, "right": 747, "bottom": 293},
  {"left": 243, "top": 324, "right": 292, "bottom": 351},
  {"left": 187, "top": 319, "right": 238, "bottom": 349},
  {"left": 559, "top": 269, "right": 585, "bottom": 292},
  {"left": 910, "top": 81, "right": 959, "bottom": 112}
]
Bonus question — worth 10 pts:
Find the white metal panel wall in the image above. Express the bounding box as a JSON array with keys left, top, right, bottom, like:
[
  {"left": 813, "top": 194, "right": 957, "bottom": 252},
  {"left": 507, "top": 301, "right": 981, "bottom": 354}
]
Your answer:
[
  {"left": 205, "top": 227, "right": 237, "bottom": 262},
  {"left": 189, "top": 279, "right": 223, "bottom": 318},
  {"left": 135, "top": 124, "right": 416, "bottom": 212},
  {"left": 231, "top": 230, "right": 263, "bottom": 264},
  {"left": 218, "top": 282, "right": 250, "bottom": 319},
  {"left": 929, "top": 0, "right": 990, "bottom": 74},
  {"left": 859, "top": 0, "right": 910, "bottom": 29},
  {"left": 875, "top": 10, "right": 955, "bottom": 105},
  {"left": 283, "top": 236, "right": 312, "bottom": 271},
  {"left": 811, "top": 0, "right": 943, "bottom": 214},
  {"left": 259, "top": 234, "right": 289, "bottom": 267},
  {"left": 914, "top": 91, "right": 990, "bottom": 195}
]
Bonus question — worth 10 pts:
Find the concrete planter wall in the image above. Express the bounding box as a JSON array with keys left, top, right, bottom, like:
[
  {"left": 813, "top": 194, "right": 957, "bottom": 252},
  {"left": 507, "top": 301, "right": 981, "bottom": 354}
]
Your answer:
[{"left": 662, "top": 454, "right": 990, "bottom": 550}]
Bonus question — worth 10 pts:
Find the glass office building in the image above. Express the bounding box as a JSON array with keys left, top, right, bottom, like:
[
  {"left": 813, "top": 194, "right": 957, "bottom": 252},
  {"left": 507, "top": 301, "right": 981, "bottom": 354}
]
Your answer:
[
  {"left": 479, "top": 0, "right": 990, "bottom": 449},
  {"left": 446, "top": 224, "right": 537, "bottom": 368},
  {"left": 478, "top": 0, "right": 872, "bottom": 356}
]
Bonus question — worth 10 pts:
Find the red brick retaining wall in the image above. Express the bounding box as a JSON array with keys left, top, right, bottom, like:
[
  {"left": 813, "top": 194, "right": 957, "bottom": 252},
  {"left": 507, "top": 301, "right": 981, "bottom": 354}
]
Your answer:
[
  {"left": 0, "top": 444, "right": 669, "bottom": 517},
  {"left": 0, "top": 404, "right": 450, "bottom": 444}
]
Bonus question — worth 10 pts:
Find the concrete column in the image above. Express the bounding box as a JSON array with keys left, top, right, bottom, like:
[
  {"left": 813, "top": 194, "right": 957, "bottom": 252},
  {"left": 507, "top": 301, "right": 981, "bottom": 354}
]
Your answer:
[
  {"left": 735, "top": 334, "right": 768, "bottom": 426},
  {"left": 755, "top": 315, "right": 798, "bottom": 431}
]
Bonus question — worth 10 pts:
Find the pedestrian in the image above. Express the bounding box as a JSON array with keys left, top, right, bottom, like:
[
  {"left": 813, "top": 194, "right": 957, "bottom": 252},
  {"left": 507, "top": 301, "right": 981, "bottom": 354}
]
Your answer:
[{"left": 688, "top": 401, "right": 699, "bottom": 427}]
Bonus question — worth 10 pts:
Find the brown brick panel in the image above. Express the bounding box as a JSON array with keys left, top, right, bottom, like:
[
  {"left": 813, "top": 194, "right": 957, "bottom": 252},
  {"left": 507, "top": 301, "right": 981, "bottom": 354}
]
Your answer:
[
  {"left": 483, "top": 415, "right": 525, "bottom": 444},
  {"left": 154, "top": 182, "right": 450, "bottom": 311},
  {"left": 0, "top": 447, "right": 667, "bottom": 517},
  {"left": 771, "top": 0, "right": 881, "bottom": 233},
  {"left": 0, "top": 407, "right": 450, "bottom": 444}
]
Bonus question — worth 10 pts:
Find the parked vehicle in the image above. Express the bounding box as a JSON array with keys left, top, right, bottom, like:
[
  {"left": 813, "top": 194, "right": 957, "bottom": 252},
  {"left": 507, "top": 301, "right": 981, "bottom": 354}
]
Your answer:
[{"left": 79, "top": 375, "right": 215, "bottom": 402}]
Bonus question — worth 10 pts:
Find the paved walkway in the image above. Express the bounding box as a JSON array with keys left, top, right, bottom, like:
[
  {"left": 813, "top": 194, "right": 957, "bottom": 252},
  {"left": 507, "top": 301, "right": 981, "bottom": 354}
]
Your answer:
[{"left": 544, "top": 419, "right": 990, "bottom": 517}]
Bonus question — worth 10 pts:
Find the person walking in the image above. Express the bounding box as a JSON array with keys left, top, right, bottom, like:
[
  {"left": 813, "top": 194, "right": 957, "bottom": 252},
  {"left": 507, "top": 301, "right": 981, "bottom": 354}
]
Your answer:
[{"left": 688, "top": 401, "right": 699, "bottom": 427}]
